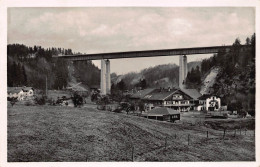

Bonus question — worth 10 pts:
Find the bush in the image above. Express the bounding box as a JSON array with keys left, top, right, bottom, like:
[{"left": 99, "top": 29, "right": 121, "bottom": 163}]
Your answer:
[
  {"left": 25, "top": 100, "right": 35, "bottom": 106},
  {"left": 34, "top": 95, "right": 46, "bottom": 105},
  {"left": 72, "top": 92, "right": 83, "bottom": 107}
]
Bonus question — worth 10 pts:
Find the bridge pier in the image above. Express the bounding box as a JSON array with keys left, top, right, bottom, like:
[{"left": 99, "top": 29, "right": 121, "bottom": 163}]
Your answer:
[
  {"left": 179, "top": 55, "right": 187, "bottom": 89},
  {"left": 100, "top": 59, "right": 111, "bottom": 95},
  {"left": 105, "top": 59, "right": 111, "bottom": 94}
]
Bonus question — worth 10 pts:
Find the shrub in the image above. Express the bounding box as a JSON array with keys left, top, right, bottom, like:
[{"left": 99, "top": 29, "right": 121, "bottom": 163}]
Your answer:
[
  {"left": 25, "top": 100, "right": 35, "bottom": 106},
  {"left": 34, "top": 95, "right": 46, "bottom": 105}
]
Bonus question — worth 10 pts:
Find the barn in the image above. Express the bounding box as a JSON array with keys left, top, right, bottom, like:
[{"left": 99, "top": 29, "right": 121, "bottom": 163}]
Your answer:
[{"left": 143, "top": 107, "right": 180, "bottom": 122}]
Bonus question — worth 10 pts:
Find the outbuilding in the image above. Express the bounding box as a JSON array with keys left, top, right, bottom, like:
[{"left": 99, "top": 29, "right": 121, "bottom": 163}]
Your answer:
[{"left": 143, "top": 107, "right": 180, "bottom": 122}]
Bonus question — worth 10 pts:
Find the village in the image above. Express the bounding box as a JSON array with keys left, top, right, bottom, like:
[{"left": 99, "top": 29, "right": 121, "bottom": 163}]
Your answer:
[
  {"left": 5, "top": 7, "right": 256, "bottom": 163},
  {"left": 7, "top": 81, "right": 252, "bottom": 124}
]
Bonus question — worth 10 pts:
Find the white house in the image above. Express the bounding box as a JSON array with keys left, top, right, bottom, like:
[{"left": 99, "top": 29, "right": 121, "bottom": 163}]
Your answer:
[
  {"left": 8, "top": 87, "right": 34, "bottom": 101},
  {"left": 197, "top": 95, "right": 221, "bottom": 111}
]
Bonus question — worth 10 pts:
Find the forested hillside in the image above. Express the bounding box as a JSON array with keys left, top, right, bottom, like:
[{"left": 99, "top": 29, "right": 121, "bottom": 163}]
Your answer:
[
  {"left": 199, "top": 34, "right": 255, "bottom": 114},
  {"left": 112, "top": 61, "right": 201, "bottom": 90},
  {"left": 7, "top": 44, "right": 100, "bottom": 90}
]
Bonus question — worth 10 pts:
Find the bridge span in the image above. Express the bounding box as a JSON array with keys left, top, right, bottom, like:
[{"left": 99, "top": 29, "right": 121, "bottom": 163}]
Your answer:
[
  {"left": 53, "top": 45, "right": 249, "bottom": 95},
  {"left": 53, "top": 45, "right": 246, "bottom": 61}
]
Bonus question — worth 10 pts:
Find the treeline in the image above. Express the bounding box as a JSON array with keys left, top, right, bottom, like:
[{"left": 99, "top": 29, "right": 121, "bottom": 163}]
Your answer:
[
  {"left": 201, "top": 33, "right": 255, "bottom": 75},
  {"left": 73, "top": 61, "right": 100, "bottom": 87},
  {"left": 185, "top": 33, "right": 255, "bottom": 89},
  {"left": 7, "top": 44, "right": 99, "bottom": 90},
  {"left": 7, "top": 61, "right": 27, "bottom": 87},
  {"left": 113, "top": 64, "right": 179, "bottom": 90},
  {"left": 186, "top": 65, "right": 201, "bottom": 86},
  {"left": 201, "top": 33, "right": 255, "bottom": 113}
]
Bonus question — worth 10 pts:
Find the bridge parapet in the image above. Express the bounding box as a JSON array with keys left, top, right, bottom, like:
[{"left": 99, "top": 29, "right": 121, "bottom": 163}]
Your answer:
[{"left": 52, "top": 45, "right": 250, "bottom": 61}]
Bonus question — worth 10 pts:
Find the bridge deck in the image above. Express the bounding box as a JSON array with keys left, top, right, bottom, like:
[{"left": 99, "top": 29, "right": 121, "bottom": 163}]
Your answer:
[{"left": 53, "top": 45, "right": 249, "bottom": 61}]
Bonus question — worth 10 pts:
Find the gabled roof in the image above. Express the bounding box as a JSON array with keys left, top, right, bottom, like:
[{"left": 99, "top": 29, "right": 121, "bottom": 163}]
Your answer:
[
  {"left": 198, "top": 94, "right": 220, "bottom": 100},
  {"left": 147, "top": 107, "right": 180, "bottom": 116},
  {"left": 142, "top": 88, "right": 193, "bottom": 101},
  {"left": 130, "top": 88, "right": 155, "bottom": 99},
  {"left": 181, "top": 89, "right": 202, "bottom": 100},
  {"left": 142, "top": 88, "right": 178, "bottom": 101}
]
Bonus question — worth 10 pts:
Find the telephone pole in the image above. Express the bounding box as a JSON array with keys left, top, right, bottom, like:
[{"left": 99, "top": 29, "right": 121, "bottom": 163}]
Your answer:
[{"left": 46, "top": 75, "right": 48, "bottom": 96}]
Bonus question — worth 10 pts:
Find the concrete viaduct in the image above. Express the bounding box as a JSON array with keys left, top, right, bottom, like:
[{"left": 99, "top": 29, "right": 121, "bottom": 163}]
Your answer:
[{"left": 53, "top": 45, "right": 249, "bottom": 95}]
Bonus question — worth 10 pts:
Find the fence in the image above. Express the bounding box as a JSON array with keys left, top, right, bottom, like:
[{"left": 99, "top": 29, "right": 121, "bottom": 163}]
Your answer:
[{"left": 127, "top": 127, "right": 255, "bottom": 161}]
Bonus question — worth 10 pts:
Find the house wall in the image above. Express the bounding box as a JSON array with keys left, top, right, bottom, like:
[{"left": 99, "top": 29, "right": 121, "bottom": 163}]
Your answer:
[{"left": 206, "top": 96, "right": 221, "bottom": 111}]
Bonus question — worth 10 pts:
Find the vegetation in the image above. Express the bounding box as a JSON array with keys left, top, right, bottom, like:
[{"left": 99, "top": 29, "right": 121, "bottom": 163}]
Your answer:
[
  {"left": 186, "top": 65, "right": 201, "bottom": 87},
  {"left": 8, "top": 105, "right": 255, "bottom": 161},
  {"left": 7, "top": 44, "right": 100, "bottom": 90}
]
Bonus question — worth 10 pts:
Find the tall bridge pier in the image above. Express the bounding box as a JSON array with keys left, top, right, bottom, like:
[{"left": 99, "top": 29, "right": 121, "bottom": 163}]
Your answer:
[
  {"left": 100, "top": 59, "right": 111, "bottom": 95},
  {"left": 179, "top": 55, "right": 188, "bottom": 89}
]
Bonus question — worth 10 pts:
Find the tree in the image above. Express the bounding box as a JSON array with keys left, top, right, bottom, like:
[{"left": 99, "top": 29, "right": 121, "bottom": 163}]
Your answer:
[
  {"left": 21, "top": 65, "right": 27, "bottom": 85},
  {"left": 140, "top": 79, "right": 147, "bottom": 89},
  {"left": 250, "top": 33, "right": 255, "bottom": 60},
  {"left": 245, "top": 37, "right": 251, "bottom": 45},
  {"left": 232, "top": 38, "right": 241, "bottom": 63},
  {"left": 117, "top": 80, "right": 126, "bottom": 91},
  {"left": 138, "top": 100, "right": 145, "bottom": 112}
]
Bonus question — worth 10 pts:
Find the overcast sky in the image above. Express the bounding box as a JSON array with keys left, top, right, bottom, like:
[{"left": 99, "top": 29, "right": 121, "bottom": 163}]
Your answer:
[{"left": 8, "top": 7, "right": 255, "bottom": 74}]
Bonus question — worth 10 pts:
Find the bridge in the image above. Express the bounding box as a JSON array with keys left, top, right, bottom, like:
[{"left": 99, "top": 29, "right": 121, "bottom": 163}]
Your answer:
[{"left": 53, "top": 45, "right": 249, "bottom": 95}]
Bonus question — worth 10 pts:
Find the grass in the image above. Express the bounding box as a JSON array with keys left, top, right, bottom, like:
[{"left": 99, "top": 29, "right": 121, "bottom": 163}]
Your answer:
[{"left": 8, "top": 103, "right": 255, "bottom": 162}]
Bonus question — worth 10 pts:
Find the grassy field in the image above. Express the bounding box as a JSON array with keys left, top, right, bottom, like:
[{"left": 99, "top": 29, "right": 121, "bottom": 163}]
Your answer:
[{"left": 8, "top": 103, "right": 255, "bottom": 162}]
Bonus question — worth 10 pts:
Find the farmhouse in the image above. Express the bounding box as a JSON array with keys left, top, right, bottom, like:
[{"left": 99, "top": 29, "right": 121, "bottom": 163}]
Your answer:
[
  {"left": 7, "top": 87, "right": 34, "bottom": 101},
  {"left": 141, "top": 87, "right": 197, "bottom": 112},
  {"left": 197, "top": 94, "right": 221, "bottom": 111},
  {"left": 130, "top": 88, "right": 155, "bottom": 102},
  {"left": 143, "top": 107, "right": 180, "bottom": 122}
]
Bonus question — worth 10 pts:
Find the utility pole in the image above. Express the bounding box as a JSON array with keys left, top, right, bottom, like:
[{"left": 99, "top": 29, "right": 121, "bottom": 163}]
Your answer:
[{"left": 46, "top": 75, "right": 48, "bottom": 97}]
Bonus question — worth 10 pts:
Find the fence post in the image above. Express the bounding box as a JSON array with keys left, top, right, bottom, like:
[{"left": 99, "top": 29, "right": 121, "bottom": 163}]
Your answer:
[
  {"left": 175, "top": 134, "right": 177, "bottom": 139},
  {"left": 207, "top": 131, "right": 208, "bottom": 138},
  {"left": 131, "top": 145, "right": 134, "bottom": 162},
  {"left": 223, "top": 129, "right": 226, "bottom": 140},
  {"left": 188, "top": 134, "right": 190, "bottom": 145},
  {"left": 240, "top": 126, "right": 241, "bottom": 135},
  {"left": 165, "top": 137, "right": 167, "bottom": 150},
  {"left": 245, "top": 128, "right": 247, "bottom": 135}
]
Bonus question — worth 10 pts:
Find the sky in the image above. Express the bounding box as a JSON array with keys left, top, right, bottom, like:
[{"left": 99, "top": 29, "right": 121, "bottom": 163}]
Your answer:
[{"left": 8, "top": 7, "right": 255, "bottom": 74}]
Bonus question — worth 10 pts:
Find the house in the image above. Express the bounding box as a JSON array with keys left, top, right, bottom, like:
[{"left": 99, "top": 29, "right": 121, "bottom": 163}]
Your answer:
[
  {"left": 7, "top": 87, "right": 34, "bottom": 101},
  {"left": 130, "top": 88, "right": 155, "bottom": 101},
  {"left": 197, "top": 94, "right": 221, "bottom": 111},
  {"left": 143, "top": 107, "right": 180, "bottom": 122},
  {"left": 141, "top": 87, "right": 196, "bottom": 112},
  {"left": 181, "top": 88, "right": 202, "bottom": 110}
]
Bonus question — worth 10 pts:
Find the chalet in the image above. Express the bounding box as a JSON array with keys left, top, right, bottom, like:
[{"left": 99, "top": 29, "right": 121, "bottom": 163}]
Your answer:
[
  {"left": 130, "top": 88, "right": 155, "bottom": 101},
  {"left": 143, "top": 107, "right": 180, "bottom": 122},
  {"left": 7, "top": 87, "right": 34, "bottom": 101},
  {"left": 197, "top": 95, "right": 221, "bottom": 111},
  {"left": 141, "top": 87, "right": 196, "bottom": 112}
]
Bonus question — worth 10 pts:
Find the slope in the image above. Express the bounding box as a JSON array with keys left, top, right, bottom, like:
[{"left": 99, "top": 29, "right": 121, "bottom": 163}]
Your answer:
[{"left": 8, "top": 105, "right": 255, "bottom": 162}]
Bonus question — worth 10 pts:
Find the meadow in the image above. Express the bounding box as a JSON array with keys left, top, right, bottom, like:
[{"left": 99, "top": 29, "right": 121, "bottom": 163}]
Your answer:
[{"left": 7, "top": 103, "right": 255, "bottom": 162}]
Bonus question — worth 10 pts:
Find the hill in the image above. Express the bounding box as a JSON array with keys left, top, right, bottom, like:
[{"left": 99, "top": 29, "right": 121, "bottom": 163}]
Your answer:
[
  {"left": 113, "top": 61, "right": 201, "bottom": 89},
  {"left": 8, "top": 104, "right": 255, "bottom": 161},
  {"left": 7, "top": 44, "right": 100, "bottom": 90},
  {"left": 199, "top": 34, "right": 255, "bottom": 114}
]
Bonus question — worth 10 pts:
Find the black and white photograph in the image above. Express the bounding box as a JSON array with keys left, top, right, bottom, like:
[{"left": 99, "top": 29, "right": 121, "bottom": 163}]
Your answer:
[{"left": 0, "top": 0, "right": 259, "bottom": 166}]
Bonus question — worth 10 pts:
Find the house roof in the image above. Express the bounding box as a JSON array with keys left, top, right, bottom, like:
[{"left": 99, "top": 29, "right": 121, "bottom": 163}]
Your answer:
[
  {"left": 198, "top": 94, "right": 220, "bottom": 100},
  {"left": 130, "top": 88, "right": 155, "bottom": 99},
  {"left": 181, "top": 89, "right": 202, "bottom": 100},
  {"left": 147, "top": 107, "right": 180, "bottom": 116},
  {"left": 7, "top": 87, "right": 33, "bottom": 94},
  {"left": 142, "top": 88, "right": 193, "bottom": 101}
]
